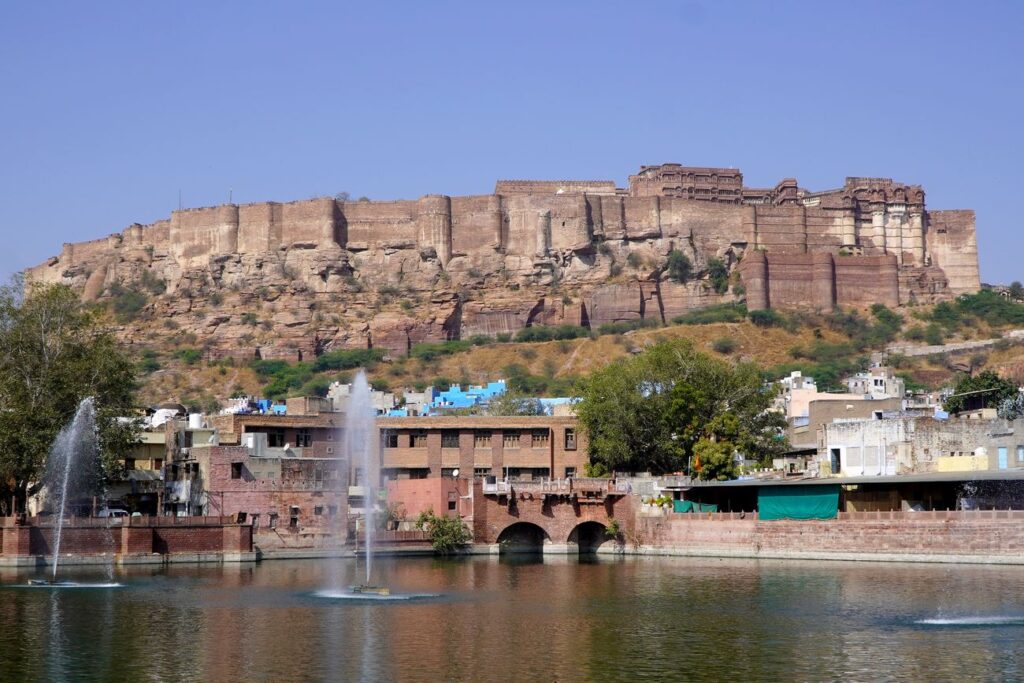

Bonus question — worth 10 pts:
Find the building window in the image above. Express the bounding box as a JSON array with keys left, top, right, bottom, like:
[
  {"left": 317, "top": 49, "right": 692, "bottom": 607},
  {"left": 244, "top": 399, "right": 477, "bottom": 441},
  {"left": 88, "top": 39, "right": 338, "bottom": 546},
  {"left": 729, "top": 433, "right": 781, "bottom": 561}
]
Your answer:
[
  {"left": 503, "top": 432, "right": 519, "bottom": 449},
  {"left": 411, "top": 431, "right": 427, "bottom": 448},
  {"left": 565, "top": 466, "right": 576, "bottom": 478},
  {"left": 564, "top": 428, "right": 577, "bottom": 450},
  {"left": 1017, "top": 445, "right": 1024, "bottom": 462},
  {"left": 353, "top": 467, "right": 364, "bottom": 486},
  {"left": 448, "top": 499, "right": 457, "bottom": 511},
  {"left": 474, "top": 432, "right": 491, "bottom": 448},
  {"left": 314, "top": 506, "right": 323, "bottom": 516},
  {"left": 268, "top": 512, "right": 278, "bottom": 529},
  {"left": 442, "top": 431, "right": 460, "bottom": 448},
  {"left": 474, "top": 467, "right": 491, "bottom": 478},
  {"left": 385, "top": 431, "right": 399, "bottom": 448},
  {"left": 154, "top": 458, "right": 163, "bottom": 471},
  {"left": 296, "top": 429, "right": 312, "bottom": 448},
  {"left": 532, "top": 430, "right": 549, "bottom": 447},
  {"left": 289, "top": 507, "right": 299, "bottom": 528},
  {"left": 231, "top": 462, "right": 243, "bottom": 479},
  {"left": 125, "top": 458, "right": 136, "bottom": 471},
  {"left": 267, "top": 429, "right": 285, "bottom": 448},
  {"left": 441, "top": 468, "right": 457, "bottom": 478},
  {"left": 410, "top": 469, "right": 429, "bottom": 479}
]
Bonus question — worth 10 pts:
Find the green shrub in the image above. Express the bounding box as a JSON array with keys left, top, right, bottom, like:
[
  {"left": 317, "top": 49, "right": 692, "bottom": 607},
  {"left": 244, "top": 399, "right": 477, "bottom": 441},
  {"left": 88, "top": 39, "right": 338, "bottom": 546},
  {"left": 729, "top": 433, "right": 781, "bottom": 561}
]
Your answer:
[
  {"left": 430, "top": 377, "right": 454, "bottom": 391},
  {"left": 671, "top": 303, "right": 747, "bottom": 325},
  {"left": 496, "top": 333, "right": 512, "bottom": 343},
  {"left": 175, "top": 348, "right": 202, "bottom": 365},
  {"left": 749, "top": 309, "right": 785, "bottom": 328},
  {"left": 139, "top": 269, "right": 166, "bottom": 295},
  {"left": 514, "top": 325, "right": 589, "bottom": 343},
  {"left": 707, "top": 258, "right": 729, "bottom": 294},
  {"left": 107, "top": 284, "right": 147, "bottom": 322},
  {"left": 924, "top": 323, "right": 945, "bottom": 346},
  {"left": 410, "top": 340, "right": 472, "bottom": 362},
  {"left": 299, "top": 376, "right": 334, "bottom": 397},
  {"left": 241, "top": 312, "right": 259, "bottom": 326},
  {"left": 138, "top": 349, "right": 161, "bottom": 374},
  {"left": 249, "top": 359, "right": 316, "bottom": 399},
  {"left": 626, "top": 252, "right": 644, "bottom": 268},
  {"left": 312, "top": 348, "right": 386, "bottom": 371},
  {"left": 503, "top": 363, "right": 579, "bottom": 396},
  {"left": 905, "top": 325, "right": 926, "bottom": 342},
  {"left": 415, "top": 510, "right": 471, "bottom": 555},
  {"left": 712, "top": 337, "right": 738, "bottom": 354},
  {"left": 667, "top": 250, "right": 692, "bottom": 283},
  {"left": 954, "top": 290, "right": 1024, "bottom": 327}
]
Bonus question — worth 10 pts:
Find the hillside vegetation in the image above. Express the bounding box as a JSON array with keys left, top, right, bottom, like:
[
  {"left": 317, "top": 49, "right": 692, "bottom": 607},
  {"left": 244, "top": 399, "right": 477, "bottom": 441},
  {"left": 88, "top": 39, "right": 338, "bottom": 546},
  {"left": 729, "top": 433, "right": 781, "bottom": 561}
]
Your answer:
[{"left": 131, "top": 290, "right": 1024, "bottom": 409}]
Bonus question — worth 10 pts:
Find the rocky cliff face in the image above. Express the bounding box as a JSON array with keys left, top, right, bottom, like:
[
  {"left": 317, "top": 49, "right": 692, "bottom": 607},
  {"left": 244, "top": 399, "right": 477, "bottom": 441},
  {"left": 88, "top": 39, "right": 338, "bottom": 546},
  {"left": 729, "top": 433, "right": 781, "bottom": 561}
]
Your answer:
[{"left": 25, "top": 166, "right": 978, "bottom": 361}]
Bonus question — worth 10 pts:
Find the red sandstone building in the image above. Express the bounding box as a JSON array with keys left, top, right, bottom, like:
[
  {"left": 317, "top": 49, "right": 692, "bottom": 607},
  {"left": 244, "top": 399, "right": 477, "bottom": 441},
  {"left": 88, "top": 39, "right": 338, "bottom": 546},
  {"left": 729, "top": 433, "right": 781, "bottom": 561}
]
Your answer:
[
  {"left": 164, "top": 404, "right": 348, "bottom": 546},
  {"left": 376, "top": 415, "right": 587, "bottom": 481}
]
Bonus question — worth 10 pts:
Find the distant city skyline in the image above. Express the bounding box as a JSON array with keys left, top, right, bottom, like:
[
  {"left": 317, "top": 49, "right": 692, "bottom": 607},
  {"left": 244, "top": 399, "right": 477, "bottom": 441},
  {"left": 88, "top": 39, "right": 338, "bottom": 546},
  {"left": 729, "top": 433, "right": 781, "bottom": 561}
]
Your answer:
[{"left": 2, "top": 1, "right": 1021, "bottom": 284}]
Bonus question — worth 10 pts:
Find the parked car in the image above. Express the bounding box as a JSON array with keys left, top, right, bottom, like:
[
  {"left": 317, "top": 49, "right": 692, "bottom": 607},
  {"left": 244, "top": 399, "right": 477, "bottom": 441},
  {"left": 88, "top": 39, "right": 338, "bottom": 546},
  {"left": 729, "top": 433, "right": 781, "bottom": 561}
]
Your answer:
[{"left": 97, "top": 508, "right": 129, "bottom": 518}]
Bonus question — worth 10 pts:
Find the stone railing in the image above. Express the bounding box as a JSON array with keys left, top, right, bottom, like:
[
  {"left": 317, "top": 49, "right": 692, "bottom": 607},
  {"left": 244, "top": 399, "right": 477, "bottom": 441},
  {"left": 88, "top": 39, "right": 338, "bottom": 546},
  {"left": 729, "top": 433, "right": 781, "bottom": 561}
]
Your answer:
[
  {"left": 837, "top": 509, "right": 1024, "bottom": 521},
  {"left": 4, "top": 515, "right": 239, "bottom": 528},
  {"left": 483, "top": 477, "right": 632, "bottom": 497},
  {"left": 659, "top": 509, "right": 1024, "bottom": 522},
  {"left": 356, "top": 529, "right": 429, "bottom": 544}
]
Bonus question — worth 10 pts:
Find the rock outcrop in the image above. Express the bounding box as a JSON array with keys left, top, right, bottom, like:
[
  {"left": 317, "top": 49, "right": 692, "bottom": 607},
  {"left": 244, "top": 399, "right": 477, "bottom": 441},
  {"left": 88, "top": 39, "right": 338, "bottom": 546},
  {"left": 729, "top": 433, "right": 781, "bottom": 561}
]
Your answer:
[{"left": 24, "top": 164, "right": 980, "bottom": 361}]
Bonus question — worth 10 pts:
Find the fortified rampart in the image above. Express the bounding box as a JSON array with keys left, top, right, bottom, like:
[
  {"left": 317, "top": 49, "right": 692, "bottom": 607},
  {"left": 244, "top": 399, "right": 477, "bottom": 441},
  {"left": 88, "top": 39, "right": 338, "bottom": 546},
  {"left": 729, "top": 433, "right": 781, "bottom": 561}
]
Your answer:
[{"left": 25, "top": 163, "right": 980, "bottom": 360}]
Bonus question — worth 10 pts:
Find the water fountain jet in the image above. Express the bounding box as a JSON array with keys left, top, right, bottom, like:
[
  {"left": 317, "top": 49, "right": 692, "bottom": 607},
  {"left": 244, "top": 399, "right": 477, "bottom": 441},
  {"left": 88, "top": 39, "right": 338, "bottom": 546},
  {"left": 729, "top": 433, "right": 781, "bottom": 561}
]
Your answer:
[
  {"left": 345, "top": 371, "right": 386, "bottom": 595},
  {"left": 26, "top": 397, "right": 120, "bottom": 588}
]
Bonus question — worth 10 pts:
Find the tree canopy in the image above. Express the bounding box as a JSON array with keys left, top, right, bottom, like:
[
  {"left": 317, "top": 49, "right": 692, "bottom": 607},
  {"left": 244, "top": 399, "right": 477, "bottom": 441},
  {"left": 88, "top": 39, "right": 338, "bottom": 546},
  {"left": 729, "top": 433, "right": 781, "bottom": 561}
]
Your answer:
[
  {"left": 575, "top": 339, "right": 787, "bottom": 480},
  {"left": 0, "top": 280, "right": 139, "bottom": 513},
  {"left": 943, "top": 370, "right": 1018, "bottom": 415}
]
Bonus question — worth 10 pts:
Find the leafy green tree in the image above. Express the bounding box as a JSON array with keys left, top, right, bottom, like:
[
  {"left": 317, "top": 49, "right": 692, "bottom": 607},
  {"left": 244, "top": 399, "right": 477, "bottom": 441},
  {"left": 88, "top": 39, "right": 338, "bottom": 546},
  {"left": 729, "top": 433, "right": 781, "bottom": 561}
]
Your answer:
[
  {"left": 1009, "top": 282, "right": 1024, "bottom": 301},
  {"left": 575, "top": 339, "right": 787, "bottom": 478},
  {"left": 415, "top": 509, "right": 471, "bottom": 555},
  {"left": 0, "top": 280, "right": 140, "bottom": 513},
  {"left": 943, "top": 370, "right": 1018, "bottom": 414},
  {"left": 487, "top": 391, "right": 545, "bottom": 416}
]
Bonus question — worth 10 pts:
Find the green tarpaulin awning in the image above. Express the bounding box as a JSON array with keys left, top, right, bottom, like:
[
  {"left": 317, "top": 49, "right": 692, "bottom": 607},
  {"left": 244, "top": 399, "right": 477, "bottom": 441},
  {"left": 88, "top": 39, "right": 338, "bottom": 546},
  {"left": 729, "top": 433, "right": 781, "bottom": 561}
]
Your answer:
[
  {"left": 672, "top": 500, "right": 719, "bottom": 513},
  {"left": 757, "top": 484, "right": 839, "bottom": 521}
]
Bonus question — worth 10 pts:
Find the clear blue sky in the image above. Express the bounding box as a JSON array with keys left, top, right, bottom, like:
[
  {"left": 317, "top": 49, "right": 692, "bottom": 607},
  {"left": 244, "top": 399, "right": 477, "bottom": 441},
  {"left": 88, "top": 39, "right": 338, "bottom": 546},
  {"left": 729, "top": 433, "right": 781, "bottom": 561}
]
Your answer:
[{"left": 2, "top": 1, "right": 1021, "bottom": 283}]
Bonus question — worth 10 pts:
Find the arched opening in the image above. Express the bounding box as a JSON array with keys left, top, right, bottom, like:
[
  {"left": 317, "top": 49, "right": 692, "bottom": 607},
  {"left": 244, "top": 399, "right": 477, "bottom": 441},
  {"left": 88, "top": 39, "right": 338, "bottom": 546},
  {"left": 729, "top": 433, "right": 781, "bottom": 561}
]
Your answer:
[
  {"left": 567, "top": 521, "right": 609, "bottom": 554},
  {"left": 496, "top": 522, "right": 549, "bottom": 554}
]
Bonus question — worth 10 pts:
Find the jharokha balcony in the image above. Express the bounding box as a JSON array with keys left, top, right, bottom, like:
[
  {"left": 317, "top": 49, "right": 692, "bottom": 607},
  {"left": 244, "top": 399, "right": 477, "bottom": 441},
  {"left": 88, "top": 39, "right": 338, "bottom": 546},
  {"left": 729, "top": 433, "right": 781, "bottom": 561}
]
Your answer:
[{"left": 481, "top": 476, "right": 630, "bottom": 502}]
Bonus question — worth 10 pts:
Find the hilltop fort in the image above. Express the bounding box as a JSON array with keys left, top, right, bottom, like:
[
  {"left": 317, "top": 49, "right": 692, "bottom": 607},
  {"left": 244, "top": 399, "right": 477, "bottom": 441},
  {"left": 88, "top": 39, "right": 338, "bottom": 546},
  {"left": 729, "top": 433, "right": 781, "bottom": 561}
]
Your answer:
[{"left": 26, "top": 163, "right": 980, "bottom": 360}]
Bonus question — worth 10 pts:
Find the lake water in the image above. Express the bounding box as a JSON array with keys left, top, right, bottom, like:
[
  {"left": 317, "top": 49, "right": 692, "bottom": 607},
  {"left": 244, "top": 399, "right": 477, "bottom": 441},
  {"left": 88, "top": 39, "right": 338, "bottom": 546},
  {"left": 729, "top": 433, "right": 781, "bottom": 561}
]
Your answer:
[{"left": 3, "top": 555, "right": 1024, "bottom": 681}]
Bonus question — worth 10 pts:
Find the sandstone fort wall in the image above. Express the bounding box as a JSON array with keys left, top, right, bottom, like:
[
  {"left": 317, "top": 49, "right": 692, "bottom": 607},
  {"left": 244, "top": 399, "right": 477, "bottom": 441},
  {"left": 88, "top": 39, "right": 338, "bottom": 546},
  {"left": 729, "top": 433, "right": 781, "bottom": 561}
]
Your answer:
[{"left": 24, "top": 163, "right": 980, "bottom": 358}]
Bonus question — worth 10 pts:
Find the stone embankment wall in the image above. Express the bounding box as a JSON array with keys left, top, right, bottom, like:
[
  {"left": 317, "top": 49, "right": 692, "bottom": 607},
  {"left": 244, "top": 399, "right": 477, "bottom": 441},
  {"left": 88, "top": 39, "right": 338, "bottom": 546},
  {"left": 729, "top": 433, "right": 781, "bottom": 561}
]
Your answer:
[
  {"left": 0, "top": 516, "right": 253, "bottom": 562},
  {"left": 635, "top": 510, "right": 1024, "bottom": 563},
  {"left": 24, "top": 167, "right": 979, "bottom": 360}
]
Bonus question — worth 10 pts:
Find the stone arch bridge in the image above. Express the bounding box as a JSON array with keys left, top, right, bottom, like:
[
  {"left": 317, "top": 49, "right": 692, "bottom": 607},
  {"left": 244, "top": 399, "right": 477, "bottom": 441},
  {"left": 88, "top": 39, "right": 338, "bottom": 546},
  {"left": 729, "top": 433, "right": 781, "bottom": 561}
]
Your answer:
[{"left": 471, "top": 479, "right": 635, "bottom": 552}]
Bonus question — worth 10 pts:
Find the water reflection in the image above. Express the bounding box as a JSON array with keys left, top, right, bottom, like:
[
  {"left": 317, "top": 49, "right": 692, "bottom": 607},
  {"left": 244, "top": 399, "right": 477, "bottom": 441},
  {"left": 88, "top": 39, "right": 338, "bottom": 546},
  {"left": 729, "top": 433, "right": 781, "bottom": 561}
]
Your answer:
[{"left": 3, "top": 557, "right": 1024, "bottom": 681}]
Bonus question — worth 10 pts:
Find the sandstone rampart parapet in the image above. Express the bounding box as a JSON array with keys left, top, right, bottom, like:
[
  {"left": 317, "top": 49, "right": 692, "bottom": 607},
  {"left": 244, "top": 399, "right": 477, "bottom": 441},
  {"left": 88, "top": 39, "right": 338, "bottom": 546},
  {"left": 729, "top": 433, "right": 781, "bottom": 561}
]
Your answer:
[{"left": 24, "top": 163, "right": 980, "bottom": 358}]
